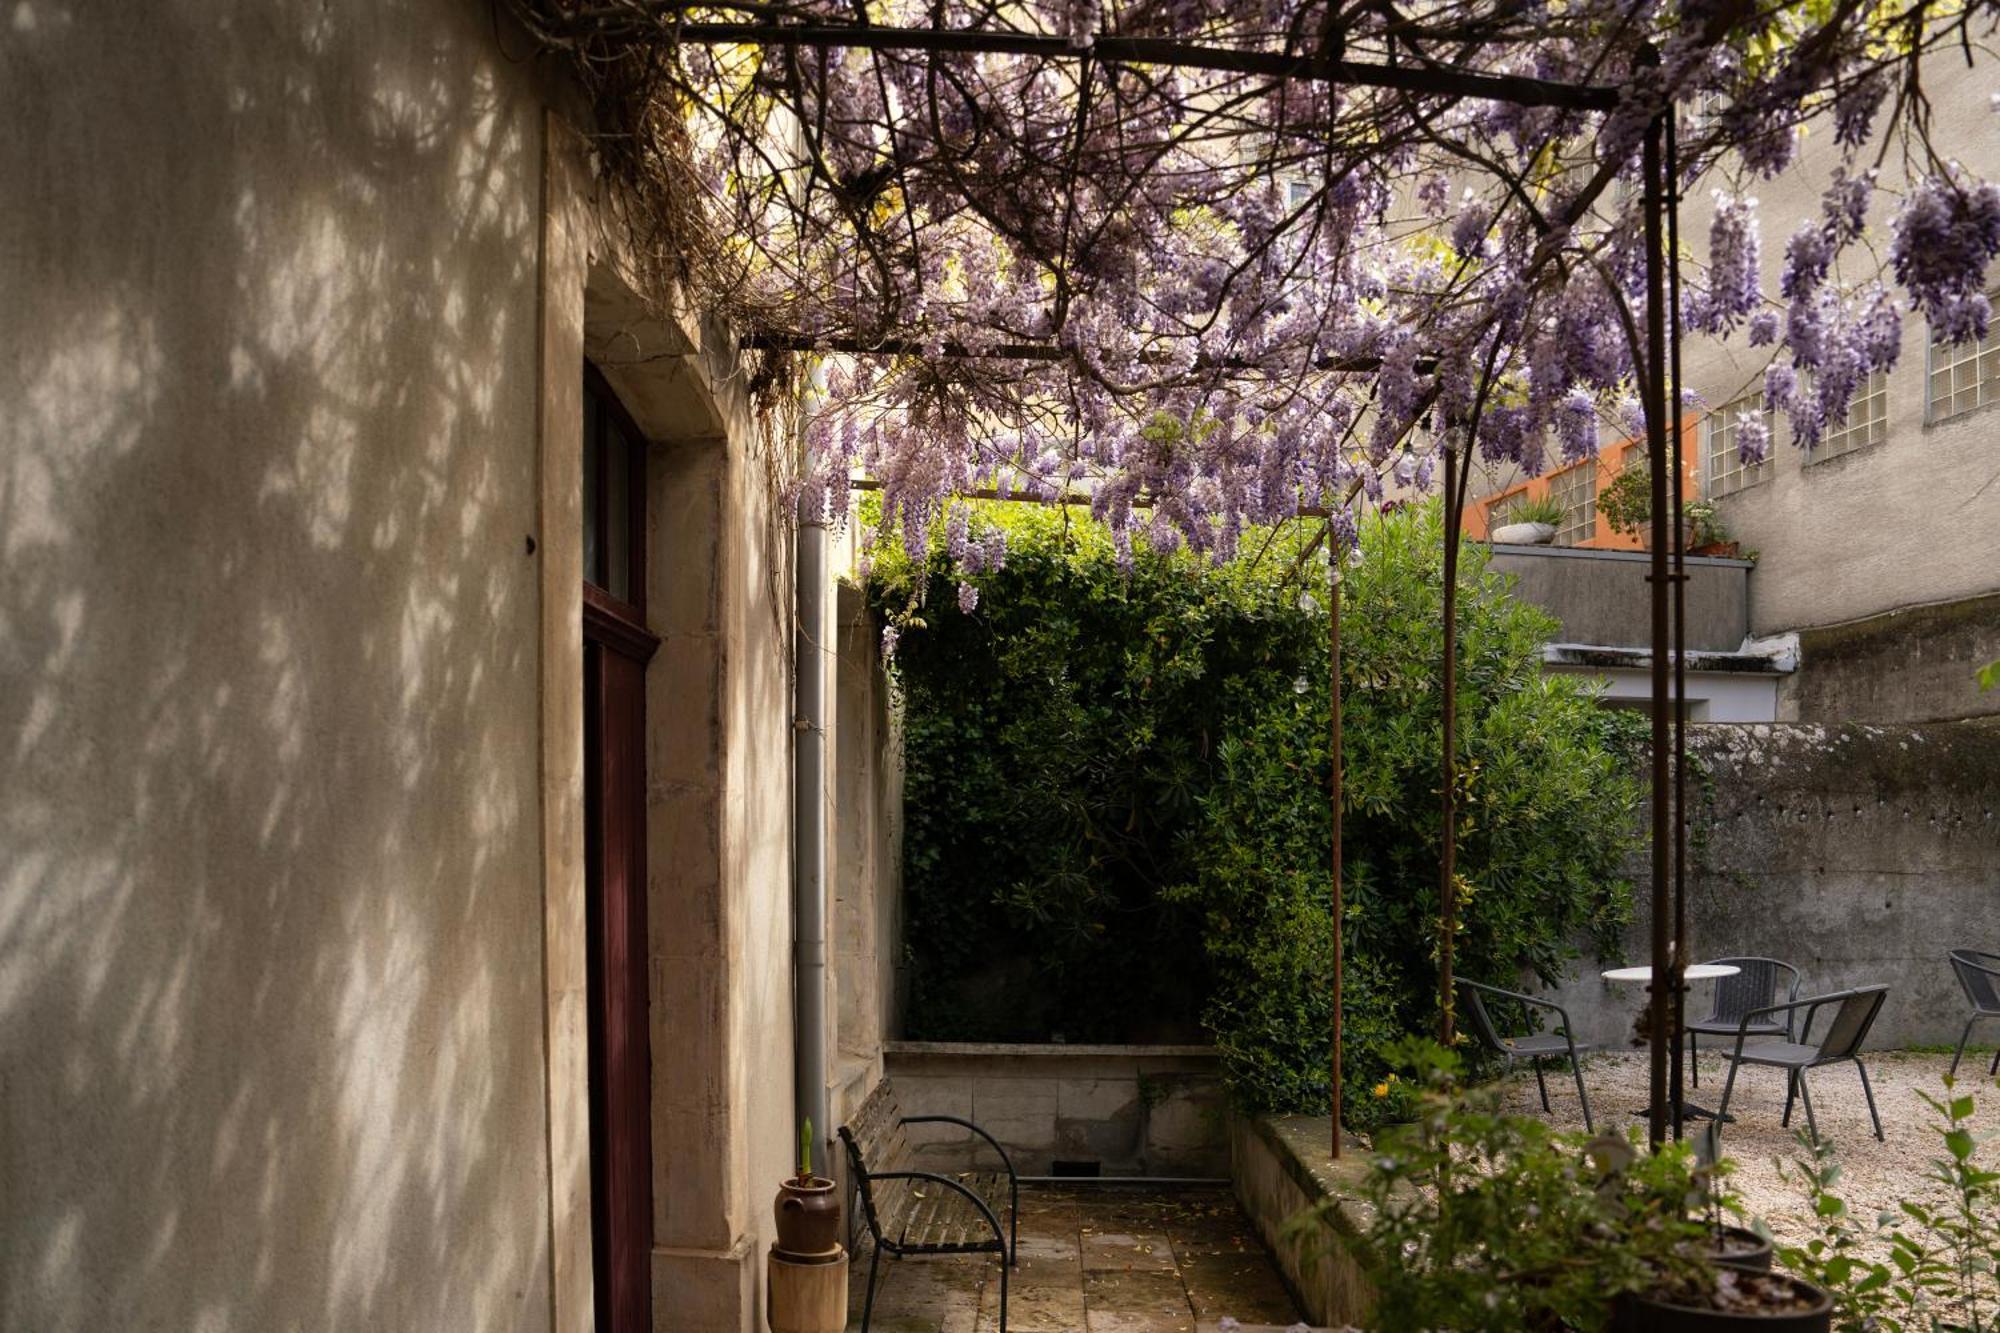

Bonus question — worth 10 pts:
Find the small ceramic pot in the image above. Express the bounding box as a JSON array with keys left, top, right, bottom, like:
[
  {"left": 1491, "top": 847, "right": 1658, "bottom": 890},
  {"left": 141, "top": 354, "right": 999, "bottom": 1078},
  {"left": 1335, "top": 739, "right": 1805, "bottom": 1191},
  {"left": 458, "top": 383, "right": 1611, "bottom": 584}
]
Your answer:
[{"left": 774, "top": 1176, "right": 841, "bottom": 1258}]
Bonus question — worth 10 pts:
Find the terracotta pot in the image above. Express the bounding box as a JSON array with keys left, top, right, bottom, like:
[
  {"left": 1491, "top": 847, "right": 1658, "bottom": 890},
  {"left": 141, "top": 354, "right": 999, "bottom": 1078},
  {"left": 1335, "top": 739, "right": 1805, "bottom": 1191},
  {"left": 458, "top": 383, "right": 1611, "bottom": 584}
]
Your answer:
[
  {"left": 1613, "top": 1273, "right": 1832, "bottom": 1331},
  {"left": 774, "top": 1176, "right": 841, "bottom": 1258}
]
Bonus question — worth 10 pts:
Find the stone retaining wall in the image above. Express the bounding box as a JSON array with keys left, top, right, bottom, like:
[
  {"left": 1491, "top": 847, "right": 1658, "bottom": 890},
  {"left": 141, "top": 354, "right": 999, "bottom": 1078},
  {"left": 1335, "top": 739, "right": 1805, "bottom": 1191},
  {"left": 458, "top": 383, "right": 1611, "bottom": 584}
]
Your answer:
[
  {"left": 1231, "top": 1115, "right": 1377, "bottom": 1329},
  {"left": 880, "top": 1042, "right": 1229, "bottom": 1177},
  {"left": 1552, "top": 719, "right": 2000, "bottom": 1052}
]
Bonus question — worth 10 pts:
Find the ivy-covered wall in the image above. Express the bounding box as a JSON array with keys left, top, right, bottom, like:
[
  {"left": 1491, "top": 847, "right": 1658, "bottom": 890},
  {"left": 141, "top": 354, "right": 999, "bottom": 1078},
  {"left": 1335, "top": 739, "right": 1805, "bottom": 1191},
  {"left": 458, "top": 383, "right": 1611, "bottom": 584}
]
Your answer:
[{"left": 871, "top": 503, "right": 1647, "bottom": 1121}]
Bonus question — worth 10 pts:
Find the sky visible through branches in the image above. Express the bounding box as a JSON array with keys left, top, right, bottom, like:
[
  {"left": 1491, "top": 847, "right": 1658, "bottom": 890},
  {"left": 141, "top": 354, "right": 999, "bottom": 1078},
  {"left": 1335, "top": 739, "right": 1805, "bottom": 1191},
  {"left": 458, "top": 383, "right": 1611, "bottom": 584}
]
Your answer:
[{"left": 512, "top": 0, "right": 2000, "bottom": 578}]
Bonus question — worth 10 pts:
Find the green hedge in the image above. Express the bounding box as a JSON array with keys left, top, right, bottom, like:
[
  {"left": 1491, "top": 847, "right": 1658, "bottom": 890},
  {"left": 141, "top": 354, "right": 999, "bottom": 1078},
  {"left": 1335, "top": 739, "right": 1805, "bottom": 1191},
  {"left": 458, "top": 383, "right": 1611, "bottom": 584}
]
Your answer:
[{"left": 871, "top": 502, "right": 1643, "bottom": 1122}]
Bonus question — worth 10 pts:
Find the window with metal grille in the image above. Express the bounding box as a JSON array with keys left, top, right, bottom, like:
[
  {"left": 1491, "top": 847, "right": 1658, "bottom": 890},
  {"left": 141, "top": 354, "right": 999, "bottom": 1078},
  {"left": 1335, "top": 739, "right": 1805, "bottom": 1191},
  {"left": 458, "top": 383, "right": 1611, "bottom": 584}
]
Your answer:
[
  {"left": 1703, "top": 390, "right": 1772, "bottom": 497},
  {"left": 1812, "top": 369, "right": 1888, "bottom": 461},
  {"left": 1549, "top": 464, "right": 1597, "bottom": 544},
  {"left": 1927, "top": 318, "right": 2000, "bottom": 423}
]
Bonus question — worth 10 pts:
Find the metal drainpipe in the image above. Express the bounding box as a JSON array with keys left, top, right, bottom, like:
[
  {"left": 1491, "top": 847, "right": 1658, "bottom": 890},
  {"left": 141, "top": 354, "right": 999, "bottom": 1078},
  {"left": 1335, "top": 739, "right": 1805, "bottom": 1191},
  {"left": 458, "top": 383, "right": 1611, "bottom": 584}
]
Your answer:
[{"left": 793, "top": 506, "right": 832, "bottom": 1177}]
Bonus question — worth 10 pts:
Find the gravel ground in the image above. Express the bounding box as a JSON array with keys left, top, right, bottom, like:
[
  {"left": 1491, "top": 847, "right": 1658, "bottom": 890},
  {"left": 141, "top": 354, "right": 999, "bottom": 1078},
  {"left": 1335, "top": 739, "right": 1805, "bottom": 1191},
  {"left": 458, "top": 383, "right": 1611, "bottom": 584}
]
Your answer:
[{"left": 1496, "top": 1048, "right": 2000, "bottom": 1259}]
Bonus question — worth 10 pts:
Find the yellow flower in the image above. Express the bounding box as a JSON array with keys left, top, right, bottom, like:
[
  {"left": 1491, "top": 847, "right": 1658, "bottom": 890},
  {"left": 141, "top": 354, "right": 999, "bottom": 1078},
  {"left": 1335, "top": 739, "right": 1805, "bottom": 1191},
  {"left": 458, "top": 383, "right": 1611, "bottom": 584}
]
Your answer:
[{"left": 1372, "top": 1081, "right": 1390, "bottom": 1099}]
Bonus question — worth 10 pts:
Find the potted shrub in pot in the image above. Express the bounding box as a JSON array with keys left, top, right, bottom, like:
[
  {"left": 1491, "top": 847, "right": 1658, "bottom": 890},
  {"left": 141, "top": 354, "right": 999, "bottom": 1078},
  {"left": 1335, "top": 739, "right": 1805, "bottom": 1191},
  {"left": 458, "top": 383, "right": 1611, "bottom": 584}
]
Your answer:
[
  {"left": 1491, "top": 492, "right": 1568, "bottom": 545},
  {"left": 1599, "top": 467, "right": 1742, "bottom": 555},
  {"left": 1307, "top": 1040, "right": 1832, "bottom": 1331}
]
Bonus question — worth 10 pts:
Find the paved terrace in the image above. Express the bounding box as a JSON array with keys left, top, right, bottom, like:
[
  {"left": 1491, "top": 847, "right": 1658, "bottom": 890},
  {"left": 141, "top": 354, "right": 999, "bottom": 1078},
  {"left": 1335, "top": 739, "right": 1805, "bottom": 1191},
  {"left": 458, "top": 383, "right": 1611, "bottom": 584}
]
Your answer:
[{"left": 845, "top": 1185, "right": 1329, "bottom": 1332}]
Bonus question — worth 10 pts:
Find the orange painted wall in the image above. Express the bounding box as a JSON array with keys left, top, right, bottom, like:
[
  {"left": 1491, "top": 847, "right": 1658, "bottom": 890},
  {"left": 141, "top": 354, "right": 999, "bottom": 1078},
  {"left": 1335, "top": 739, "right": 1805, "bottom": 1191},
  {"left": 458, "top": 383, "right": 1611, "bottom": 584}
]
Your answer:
[{"left": 1461, "top": 422, "right": 1701, "bottom": 549}]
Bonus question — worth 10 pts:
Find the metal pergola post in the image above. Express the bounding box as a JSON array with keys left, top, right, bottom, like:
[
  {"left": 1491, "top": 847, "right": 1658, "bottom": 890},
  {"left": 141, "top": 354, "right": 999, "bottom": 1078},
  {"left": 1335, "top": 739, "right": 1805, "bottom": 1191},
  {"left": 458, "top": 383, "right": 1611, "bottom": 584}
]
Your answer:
[{"left": 1639, "top": 57, "right": 1675, "bottom": 1149}]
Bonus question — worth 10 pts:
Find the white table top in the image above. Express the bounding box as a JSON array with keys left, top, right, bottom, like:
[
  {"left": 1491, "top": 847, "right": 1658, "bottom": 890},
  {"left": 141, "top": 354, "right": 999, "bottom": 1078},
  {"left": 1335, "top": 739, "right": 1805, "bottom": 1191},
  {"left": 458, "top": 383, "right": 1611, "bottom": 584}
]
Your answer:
[{"left": 1600, "top": 963, "right": 1740, "bottom": 983}]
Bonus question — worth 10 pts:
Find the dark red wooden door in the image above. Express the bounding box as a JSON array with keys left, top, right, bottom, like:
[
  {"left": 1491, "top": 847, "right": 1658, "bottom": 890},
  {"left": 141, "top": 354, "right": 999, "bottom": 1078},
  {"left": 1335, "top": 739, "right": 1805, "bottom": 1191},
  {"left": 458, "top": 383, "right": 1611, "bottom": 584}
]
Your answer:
[{"left": 584, "top": 604, "right": 657, "bottom": 1333}]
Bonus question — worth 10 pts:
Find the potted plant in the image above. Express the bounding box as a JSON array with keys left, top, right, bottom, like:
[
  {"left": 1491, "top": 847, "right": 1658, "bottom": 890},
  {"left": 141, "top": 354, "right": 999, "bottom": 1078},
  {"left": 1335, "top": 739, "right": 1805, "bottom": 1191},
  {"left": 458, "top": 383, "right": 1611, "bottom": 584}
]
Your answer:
[
  {"left": 1316, "top": 1040, "right": 1831, "bottom": 1331},
  {"left": 1599, "top": 467, "right": 1741, "bottom": 555},
  {"left": 1361, "top": 1070, "right": 1422, "bottom": 1143},
  {"left": 1691, "top": 1122, "right": 1772, "bottom": 1273},
  {"left": 1491, "top": 492, "right": 1568, "bottom": 545},
  {"left": 1684, "top": 502, "right": 1742, "bottom": 558},
  {"left": 773, "top": 1117, "right": 841, "bottom": 1259}
]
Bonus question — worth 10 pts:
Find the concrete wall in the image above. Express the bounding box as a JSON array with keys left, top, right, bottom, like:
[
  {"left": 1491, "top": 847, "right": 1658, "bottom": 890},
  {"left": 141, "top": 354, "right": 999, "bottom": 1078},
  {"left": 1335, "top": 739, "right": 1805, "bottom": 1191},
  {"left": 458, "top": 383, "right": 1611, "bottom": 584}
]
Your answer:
[
  {"left": 1, "top": 3, "right": 562, "bottom": 1328},
  {"left": 1678, "top": 66, "right": 2000, "bottom": 637},
  {"left": 882, "top": 1044, "right": 1230, "bottom": 1178},
  {"left": 1550, "top": 720, "right": 2000, "bottom": 1052},
  {"left": 1780, "top": 592, "right": 2000, "bottom": 725},
  {"left": 1488, "top": 545, "right": 1751, "bottom": 651}
]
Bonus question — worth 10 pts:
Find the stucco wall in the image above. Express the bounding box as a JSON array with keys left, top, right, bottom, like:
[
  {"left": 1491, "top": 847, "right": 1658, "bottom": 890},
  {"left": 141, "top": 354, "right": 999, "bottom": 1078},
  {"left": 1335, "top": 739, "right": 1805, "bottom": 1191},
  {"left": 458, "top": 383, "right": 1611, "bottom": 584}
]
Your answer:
[
  {"left": 1487, "top": 545, "right": 1751, "bottom": 651},
  {"left": 832, "top": 582, "right": 903, "bottom": 1102},
  {"left": 2, "top": 3, "right": 560, "bottom": 1329},
  {"left": 1551, "top": 721, "right": 2000, "bottom": 1052},
  {"left": 1678, "top": 65, "right": 2000, "bottom": 636}
]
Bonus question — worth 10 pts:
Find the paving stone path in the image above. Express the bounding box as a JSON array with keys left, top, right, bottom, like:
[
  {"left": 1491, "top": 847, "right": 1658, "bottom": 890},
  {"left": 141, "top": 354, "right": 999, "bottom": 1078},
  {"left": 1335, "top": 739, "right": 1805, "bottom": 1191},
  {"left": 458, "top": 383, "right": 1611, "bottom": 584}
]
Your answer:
[{"left": 845, "top": 1185, "right": 1322, "bottom": 1333}]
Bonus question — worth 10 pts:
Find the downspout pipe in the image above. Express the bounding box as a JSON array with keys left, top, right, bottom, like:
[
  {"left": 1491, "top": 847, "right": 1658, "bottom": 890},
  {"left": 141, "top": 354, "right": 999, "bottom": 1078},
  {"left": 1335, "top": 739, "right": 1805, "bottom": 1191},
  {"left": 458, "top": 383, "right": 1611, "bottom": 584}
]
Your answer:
[{"left": 793, "top": 505, "right": 832, "bottom": 1178}]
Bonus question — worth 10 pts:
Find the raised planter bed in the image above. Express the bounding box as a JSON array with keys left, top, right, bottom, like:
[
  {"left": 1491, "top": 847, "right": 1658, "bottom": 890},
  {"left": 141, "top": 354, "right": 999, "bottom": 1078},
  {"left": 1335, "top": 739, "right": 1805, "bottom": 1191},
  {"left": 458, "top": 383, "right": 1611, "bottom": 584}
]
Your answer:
[{"left": 1231, "top": 1114, "right": 1378, "bottom": 1329}]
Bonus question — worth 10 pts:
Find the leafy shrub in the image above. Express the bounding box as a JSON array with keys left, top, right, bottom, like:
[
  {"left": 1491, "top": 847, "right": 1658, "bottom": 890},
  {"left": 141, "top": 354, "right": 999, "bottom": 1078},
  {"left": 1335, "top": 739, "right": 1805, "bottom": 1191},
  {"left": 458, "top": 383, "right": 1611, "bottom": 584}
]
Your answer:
[
  {"left": 871, "top": 501, "right": 1643, "bottom": 1117},
  {"left": 1330, "top": 1039, "right": 1721, "bottom": 1332},
  {"left": 1777, "top": 1080, "right": 2000, "bottom": 1331}
]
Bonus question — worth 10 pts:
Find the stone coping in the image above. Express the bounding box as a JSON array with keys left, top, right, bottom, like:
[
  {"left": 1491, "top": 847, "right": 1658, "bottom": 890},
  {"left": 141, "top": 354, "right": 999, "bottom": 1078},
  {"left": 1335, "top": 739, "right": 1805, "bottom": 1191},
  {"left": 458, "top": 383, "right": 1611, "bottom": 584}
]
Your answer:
[
  {"left": 885, "top": 1040, "right": 1219, "bottom": 1057},
  {"left": 1252, "top": 1115, "right": 1377, "bottom": 1233},
  {"left": 1489, "top": 544, "right": 1754, "bottom": 568},
  {"left": 1234, "top": 1114, "right": 1380, "bottom": 1327}
]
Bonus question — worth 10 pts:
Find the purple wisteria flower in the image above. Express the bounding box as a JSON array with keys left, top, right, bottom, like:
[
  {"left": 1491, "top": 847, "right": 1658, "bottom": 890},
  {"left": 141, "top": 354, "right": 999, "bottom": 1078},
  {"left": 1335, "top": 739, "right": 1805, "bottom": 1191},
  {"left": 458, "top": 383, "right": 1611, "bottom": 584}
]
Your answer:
[
  {"left": 1694, "top": 194, "right": 1761, "bottom": 334},
  {"left": 1892, "top": 173, "right": 2000, "bottom": 343},
  {"left": 1735, "top": 414, "right": 1772, "bottom": 464}
]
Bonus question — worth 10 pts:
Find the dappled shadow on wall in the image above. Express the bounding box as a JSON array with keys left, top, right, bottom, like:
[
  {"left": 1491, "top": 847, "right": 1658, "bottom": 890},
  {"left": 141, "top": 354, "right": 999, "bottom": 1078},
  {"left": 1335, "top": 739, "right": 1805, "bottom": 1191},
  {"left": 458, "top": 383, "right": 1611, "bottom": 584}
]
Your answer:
[{"left": 2, "top": 2, "right": 558, "bottom": 1329}]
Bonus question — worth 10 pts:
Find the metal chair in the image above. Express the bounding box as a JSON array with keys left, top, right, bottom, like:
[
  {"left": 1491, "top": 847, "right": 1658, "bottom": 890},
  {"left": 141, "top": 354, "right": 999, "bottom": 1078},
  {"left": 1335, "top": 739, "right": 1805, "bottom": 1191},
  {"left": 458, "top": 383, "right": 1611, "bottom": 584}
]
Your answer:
[
  {"left": 1457, "top": 979, "right": 1595, "bottom": 1132},
  {"left": 1947, "top": 950, "right": 2000, "bottom": 1080},
  {"left": 1684, "top": 958, "right": 1802, "bottom": 1087},
  {"left": 1715, "top": 985, "right": 1889, "bottom": 1144}
]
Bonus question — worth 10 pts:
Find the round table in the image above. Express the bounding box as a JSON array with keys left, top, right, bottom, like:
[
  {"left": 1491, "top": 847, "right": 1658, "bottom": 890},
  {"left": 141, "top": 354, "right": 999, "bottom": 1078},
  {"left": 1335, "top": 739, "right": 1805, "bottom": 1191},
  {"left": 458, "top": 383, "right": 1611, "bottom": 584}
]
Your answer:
[
  {"left": 1601, "top": 962, "right": 1741, "bottom": 1124},
  {"left": 1600, "top": 963, "right": 1740, "bottom": 985}
]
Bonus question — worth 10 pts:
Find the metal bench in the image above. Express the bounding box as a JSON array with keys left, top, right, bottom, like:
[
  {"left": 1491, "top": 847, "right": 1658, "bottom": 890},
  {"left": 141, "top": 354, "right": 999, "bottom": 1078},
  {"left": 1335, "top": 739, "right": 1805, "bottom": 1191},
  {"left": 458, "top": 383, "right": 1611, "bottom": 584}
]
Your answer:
[{"left": 839, "top": 1079, "right": 1018, "bottom": 1332}]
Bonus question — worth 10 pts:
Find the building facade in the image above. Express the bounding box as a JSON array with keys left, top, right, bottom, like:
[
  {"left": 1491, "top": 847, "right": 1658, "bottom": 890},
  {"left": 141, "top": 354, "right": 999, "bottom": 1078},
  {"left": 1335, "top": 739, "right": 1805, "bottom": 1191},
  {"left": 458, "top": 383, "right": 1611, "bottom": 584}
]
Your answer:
[
  {"left": 1466, "top": 72, "right": 2000, "bottom": 727},
  {"left": 2, "top": 5, "right": 896, "bottom": 1330}
]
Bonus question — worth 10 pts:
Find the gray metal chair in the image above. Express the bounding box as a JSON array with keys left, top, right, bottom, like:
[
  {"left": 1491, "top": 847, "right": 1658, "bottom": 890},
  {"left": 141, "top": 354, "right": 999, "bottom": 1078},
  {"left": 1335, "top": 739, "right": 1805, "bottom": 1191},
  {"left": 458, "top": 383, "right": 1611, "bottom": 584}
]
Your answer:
[
  {"left": 1457, "top": 979, "right": 1594, "bottom": 1132},
  {"left": 1715, "top": 985, "right": 1889, "bottom": 1144},
  {"left": 1684, "top": 957, "right": 1802, "bottom": 1087},
  {"left": 1947, "top": 949, "right": 2000, "bottom": 1079}
]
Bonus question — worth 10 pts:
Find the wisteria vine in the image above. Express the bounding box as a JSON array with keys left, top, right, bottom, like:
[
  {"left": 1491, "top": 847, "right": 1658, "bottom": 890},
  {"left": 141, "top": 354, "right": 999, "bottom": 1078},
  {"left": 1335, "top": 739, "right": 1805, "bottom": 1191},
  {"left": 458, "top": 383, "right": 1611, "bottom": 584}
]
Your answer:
[{"left": 509, "top": 0, "right": 2000, "bottom": 576}]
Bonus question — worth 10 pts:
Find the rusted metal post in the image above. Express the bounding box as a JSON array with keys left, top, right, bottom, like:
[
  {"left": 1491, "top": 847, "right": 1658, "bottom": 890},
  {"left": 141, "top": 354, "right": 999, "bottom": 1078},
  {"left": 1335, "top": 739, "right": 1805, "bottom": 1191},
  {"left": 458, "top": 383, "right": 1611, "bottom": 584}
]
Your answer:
[
  {"left": 1439, "top": 439, "right": 1463, "bottom": 1048},
  {"left": 1331, "top": 554, "right": 1344, "bottom": 1159},
  {"left": 1640, "top": 68, "right": 1673, "bottom": 1150},
  {"left": 1666, "top": 108, "right": 1691, "bottom": 1142}
]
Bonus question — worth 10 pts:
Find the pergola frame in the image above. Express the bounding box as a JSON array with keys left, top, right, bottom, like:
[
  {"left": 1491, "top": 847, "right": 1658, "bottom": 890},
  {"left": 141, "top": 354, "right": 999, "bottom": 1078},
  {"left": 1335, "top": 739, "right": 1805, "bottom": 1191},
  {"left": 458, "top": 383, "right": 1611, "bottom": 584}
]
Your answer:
[{"left": 622, "top": 14, "right": 1698, "bottom": 1156}]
